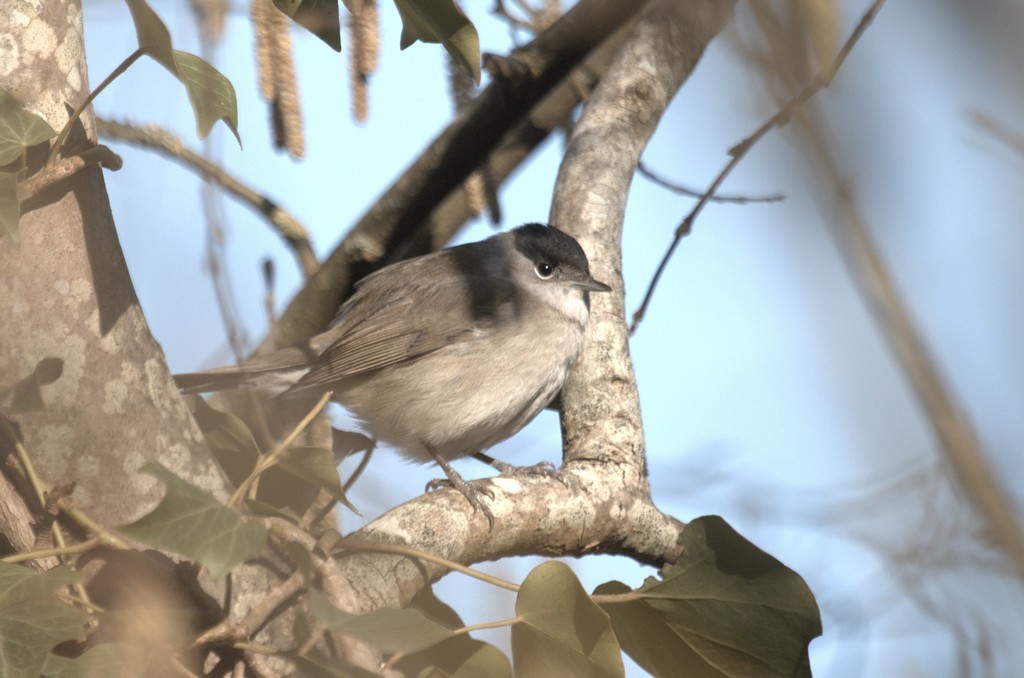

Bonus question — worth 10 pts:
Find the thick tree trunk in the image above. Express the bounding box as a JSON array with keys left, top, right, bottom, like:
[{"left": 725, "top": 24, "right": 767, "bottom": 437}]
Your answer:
[
  {"left": 0, "top": 0, "right": 222, "bottom": 525},
  {"left": 0, "top": 4, "right": 302, "bottom": 671}
]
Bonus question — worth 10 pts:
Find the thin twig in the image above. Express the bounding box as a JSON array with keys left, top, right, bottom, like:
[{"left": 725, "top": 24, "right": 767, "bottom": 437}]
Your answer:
[
  {"left": 16, "top": 147, "right": 122, "bottom": 203},
  {"left": 341, "top": 447, "right": 374, "bottom": 493},
  {"left": 491, "top": 0, "right": 539, "bottom": 31},
  {"left": 1, "top": 537, "right": 99, "bottom": 564},
  {"left": 96, "top": 118, "right": 318, "bottom": 278},
  {"left": 741, "top": 5, "right": 1024, "bottom": 581},
  {"left": 802, "top": 124, "right": 1024, "bottom": 581},
  {"left": 195, "top": 571, "right": 305, "bottom": 646},
  {"left": 47, "top": 48, "right": 144, "bottom": 166},
  {"left": 227, "top": 391, "right": 334, "bottom": 508},
  {"left": 336, "top": 538, "right": 521, "bottom": 593},
  {"left": 0, "top": 416, "right": 122, "bottom": 617},
  {"left": 971, "top": 110, "right": 1024, "bottom": 159},
  {"left": 637, "top": 160, "right": 784, "bottom": 204},
  {"left": 630, "top": 0, "right": 885, "bottom": 334},
  {"left": 384, "top": 615, "right": 523, "bottom": 669}
]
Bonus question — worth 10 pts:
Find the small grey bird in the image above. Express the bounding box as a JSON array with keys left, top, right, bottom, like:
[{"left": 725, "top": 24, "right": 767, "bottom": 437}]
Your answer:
[{"left": 175, "top": 223, "right": 610, "bottom": 524}]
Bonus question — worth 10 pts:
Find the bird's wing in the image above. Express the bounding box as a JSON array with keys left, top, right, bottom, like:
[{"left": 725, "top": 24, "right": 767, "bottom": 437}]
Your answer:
[{"left": 285, "top": 262, "right": 516, "bottom": 396}]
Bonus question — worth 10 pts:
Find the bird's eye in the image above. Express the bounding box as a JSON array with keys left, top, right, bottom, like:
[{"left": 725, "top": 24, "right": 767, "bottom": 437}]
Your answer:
[{"left": 535, "top": 261, "right": 554, "bottom": 279}]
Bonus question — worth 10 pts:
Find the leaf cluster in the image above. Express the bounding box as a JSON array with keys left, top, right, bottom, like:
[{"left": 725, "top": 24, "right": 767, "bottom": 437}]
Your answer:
[
  {"left": 1, "top": 387, "right": 821, "bottom": 675},
  {"left": 1, "top": 357, "right": 821, "bottom": 676}
]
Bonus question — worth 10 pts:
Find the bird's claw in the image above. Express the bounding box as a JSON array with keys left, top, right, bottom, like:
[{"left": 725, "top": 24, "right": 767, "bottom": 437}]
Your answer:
[
  {"left": 491, "top": 460, "right": 569, "bottom": 487},
  {"left": 425, "top": 476, "right": 496, "bottom": 528}
]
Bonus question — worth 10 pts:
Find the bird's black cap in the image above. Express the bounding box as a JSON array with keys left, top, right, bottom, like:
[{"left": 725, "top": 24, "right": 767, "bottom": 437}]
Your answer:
[{"left": 511, "top": 223, "right": 593, "bottom": 275}]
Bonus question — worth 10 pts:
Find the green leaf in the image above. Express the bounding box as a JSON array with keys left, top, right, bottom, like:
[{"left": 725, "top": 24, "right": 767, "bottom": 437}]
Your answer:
[
  {"left": 0, "top": 87, "right": 57, "bottom": 166},
  {"left": 41, "top": 643, "right": 132, "bottom": 677},
  {"left": 124, "top": 0, "right": 240, "bottom": 144},
  {"left": 0, "top": 172, "right": 19, "bottom": 247},
  {"left": 393, "top": 0, "right": 480, "bottom": 84},
  {"left": 255, "top": 463, "right": 323, "bottom": 518},
  {"left": 409, "top": 585, "right": 465, "bottom": 629},
  {"left": 284, "top": 648, "right": 379, "bottom": 677},
  {"left": 171, "top": 50, "right": 241, "bottom": 144},
  {"left": 277, "top": 446, "right": 358, "bottom": 512},
  {"left": 185, "top": 398, "right": 356, "bottom": 522},
  {"left": 394, "top": 587, "right": 511, "bottom": 677},
  {"left": 398, "top": 638, "right": 511, "bottom": 678},
  {"left": 308, "top": 588, "right": 453, "bottom": 654},
  {"left": 118, "top": 463, "right": 267, "bottom": 578},
  {"left": 512, "top": 561, "right": 623, "bottom": 678},
  {"left": 123, "top": 0, "right": 175, "bottom": 70},
  {"left": 332, "top": 427, "right": 374, "bottom": 459},
  {"left": 0, "top": 564, "right": 90, "bottom": 678},
  {"left": 595, "top": 581, "right": 726, "bottom": 678},
  {"left": 2, "top": 357, "right": 64, "bottom": 413},
  {"left": 273, "top": 0, "right": 342, "bottom": 52},
  {"left": 626, "top": 515, "right": 822, "bottom": 678},
  {"left": 0, "top": 563, "right": 81, "bottom": 605},
  {"left": 185, "top": 396, "right": 260, "bottom": 488}
]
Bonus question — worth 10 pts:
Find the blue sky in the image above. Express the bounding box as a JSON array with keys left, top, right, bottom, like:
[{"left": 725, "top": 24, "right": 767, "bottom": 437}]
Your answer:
[{"left": 81, "top": 0, "right": 1024, "bottom": 674}]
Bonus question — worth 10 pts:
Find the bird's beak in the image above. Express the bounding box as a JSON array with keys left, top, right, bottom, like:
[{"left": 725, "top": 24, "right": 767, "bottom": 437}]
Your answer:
[{"left": 573, "top": 277, "right": 612, "bottom": 293}]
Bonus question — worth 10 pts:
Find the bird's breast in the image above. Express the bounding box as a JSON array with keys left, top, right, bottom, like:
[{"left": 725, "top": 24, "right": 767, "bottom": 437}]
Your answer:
[{"left": 333, "top": 311, "right": 587, "bottom": 462}]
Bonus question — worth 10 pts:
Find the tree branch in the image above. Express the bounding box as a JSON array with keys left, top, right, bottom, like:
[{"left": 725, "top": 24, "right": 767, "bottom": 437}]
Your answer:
[
  {"left": 552, "top": 0, "right": 736, "bottom": 469},
  {"left": 95, "top": 118, "right": 318, "bottom": 279},
  {"left": 296, "top": 0, "right": 731, "bottom": 633},
  {"left": 629, "top": 0, "right": 886, "bottom": 333},
  {"left": 802, "top": 118, "right": 1024, "bottom": 581},
  {"left": 257, "top": 0, "right": 651, "bottom": 355}
]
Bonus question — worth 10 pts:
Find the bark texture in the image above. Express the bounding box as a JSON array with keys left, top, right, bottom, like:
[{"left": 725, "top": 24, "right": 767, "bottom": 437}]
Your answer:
[
  {"left": 0, "top": 0, "right": 222, "bottom": 525},
  {"left": 0, "top": 2, "right": 302, "bottom": 667}
]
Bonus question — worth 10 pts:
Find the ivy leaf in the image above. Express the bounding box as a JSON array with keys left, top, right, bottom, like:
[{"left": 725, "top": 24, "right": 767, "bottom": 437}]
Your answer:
[
  {"left": 595, "top": 581, "right": 726, "bottom": 678},
  {"left": 171, "top": 50, "right": 241, "bottom": 144},
  {"left": 185, "top": 396, "right": 260, "bottom": 488},
  {"left": 118, "top": 463, "right": 267, "bottom": 578},
  {"left": 2, "top": 357, "right": 64, "bottom": 414},
  {"left": 308, "top": 588, "right": 453, "bottom": 654},
  {"left": 284, "top": 648, "right": 379, "bottom": 677},
  {"left": 0, "top": 87, "right": 57, "bottom": 166},
  {"left": 332, "top": 427, "right": 374, "bottom": 460},
  {"left": 273, "top": 0, "right": 342, "bottom": 52},
  {"left": 609, "top": 515, "right": 822, "bottom": 677},
  {"left": 397, "top": 638, "right": 511, "bottom": 678},
  {"left": 395, "top": 587, "right": 512, "bottom": 677},
  {"left": 0, "top": 564, "right": 90, "bottom": 678},
  {"left": 277, "top": 445, "right": 358, "bottom": 512},
  {"left": 393, "top": 0, "right": 480, "bottom": 84},
  {"left": 123, "top": 0, "right": 175, "bottom": 67},
  {"left": 512, "top": 561, "right": 623, "bottom": 677},
  {"left": 124, "top": 0, "right": 240, "bottom": 144}
]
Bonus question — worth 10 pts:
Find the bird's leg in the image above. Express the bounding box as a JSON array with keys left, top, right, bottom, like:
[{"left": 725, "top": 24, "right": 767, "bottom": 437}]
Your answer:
[
  {"left": 472, "top": 451, "right": 559, "bottom": 479},
  {"left": 424, "top": 444, "right": 495, "bottom": 528}
]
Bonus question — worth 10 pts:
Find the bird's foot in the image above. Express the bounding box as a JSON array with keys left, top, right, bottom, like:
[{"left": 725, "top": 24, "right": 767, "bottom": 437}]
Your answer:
[
  {"left": 474, "top": 453, "right": 568, "bottom": 486},
  {"left": 423, "top": 446, "right": 496, "bottom": 528}
]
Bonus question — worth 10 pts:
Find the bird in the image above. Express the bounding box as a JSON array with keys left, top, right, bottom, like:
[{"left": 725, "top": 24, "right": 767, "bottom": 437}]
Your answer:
[{"left": 174, "top": 223, "right": 611, "bottom": 525}]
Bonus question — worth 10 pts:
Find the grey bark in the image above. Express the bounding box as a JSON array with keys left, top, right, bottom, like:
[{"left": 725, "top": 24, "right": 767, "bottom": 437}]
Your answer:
[
  {"left": 0, "top": 0, "right": 222, "bottom": 525},
  {"left": 0, "top": 2, "right": 298, "bottom": 668}
]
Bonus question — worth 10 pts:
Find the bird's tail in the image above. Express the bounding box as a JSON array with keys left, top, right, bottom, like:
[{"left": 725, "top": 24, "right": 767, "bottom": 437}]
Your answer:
[
  {"left": 174, "top": 368, "right": 265, "bottom": 395},
  {"left": 173, "top": 345, "right": 316, "bottom": 395}
]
